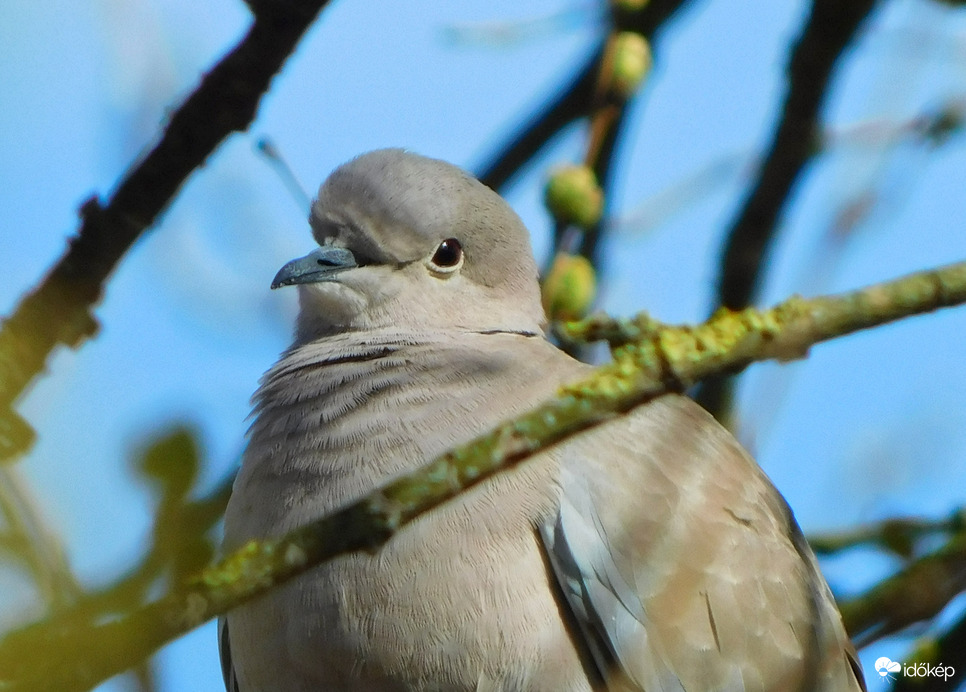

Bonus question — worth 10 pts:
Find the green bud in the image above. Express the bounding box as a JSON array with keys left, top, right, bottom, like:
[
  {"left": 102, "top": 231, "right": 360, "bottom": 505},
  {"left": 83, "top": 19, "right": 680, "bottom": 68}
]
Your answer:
[
  {"left": 611, "top": 32, "right": 652, "bottom": 100},
  {"left": 542, "top": 253, "right": 597, "bottom": 322},
  {"left": 612, "top": 0, "right": 650, "bottom": 11},
  {"left": 544, "top": 165, "right": 604, "bottom": 229}
]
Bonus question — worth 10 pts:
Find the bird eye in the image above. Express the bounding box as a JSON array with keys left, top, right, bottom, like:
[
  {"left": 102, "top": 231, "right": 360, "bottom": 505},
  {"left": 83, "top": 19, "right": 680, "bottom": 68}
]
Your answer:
[{"left": 429, "top": 238, "right": 463, "bottom": 271}]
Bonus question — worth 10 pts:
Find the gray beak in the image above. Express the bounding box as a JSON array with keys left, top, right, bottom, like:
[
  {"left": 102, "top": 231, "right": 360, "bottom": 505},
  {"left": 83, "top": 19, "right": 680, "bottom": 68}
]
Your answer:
[{"left": 271, "top": 246, "right": 358, "bottom": 289}]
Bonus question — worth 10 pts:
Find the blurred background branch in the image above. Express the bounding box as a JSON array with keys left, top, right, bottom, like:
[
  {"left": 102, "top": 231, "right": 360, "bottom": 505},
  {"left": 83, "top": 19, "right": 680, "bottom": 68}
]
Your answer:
[
  {"left": 810, "top": 509, "right": 966, "bottom": 558},
  {"left": 477, "top": 0, "right": 693, "bottom": 194},
  {"left": 694, "top": 0, "right": 880, "bottom": 422},
  {"left": 0, "top": 0, "right": 335, "bottom": 462},
  {"left": 841, "top": 531, "right": 966, "bottom": 647}
]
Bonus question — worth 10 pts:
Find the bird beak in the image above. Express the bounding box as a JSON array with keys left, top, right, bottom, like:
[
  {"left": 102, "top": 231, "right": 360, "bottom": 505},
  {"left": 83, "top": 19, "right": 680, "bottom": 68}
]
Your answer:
[{"left": 271, "top": 246, "right": 358, "bottom": 289}]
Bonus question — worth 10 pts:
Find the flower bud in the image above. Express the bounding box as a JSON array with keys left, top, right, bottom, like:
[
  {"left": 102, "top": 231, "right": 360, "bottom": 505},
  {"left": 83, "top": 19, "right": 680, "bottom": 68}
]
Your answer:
[
  {"left": 612, "top": 0, "right": 650, "bottom": 11},
  {"left": 542, "top": 253, "right": 597, "bottom": 321},
  {"left": 611, "top": 32, "right": 652, "bottom": 100},
  {"left": 544, "top": 165, "right": 604, "bottom": 229}
]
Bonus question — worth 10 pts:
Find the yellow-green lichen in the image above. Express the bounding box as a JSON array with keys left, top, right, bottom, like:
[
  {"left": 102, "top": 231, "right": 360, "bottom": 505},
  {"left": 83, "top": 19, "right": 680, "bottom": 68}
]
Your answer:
[{"left": 197, "top": 540, "right": 274, "bottom": 591}]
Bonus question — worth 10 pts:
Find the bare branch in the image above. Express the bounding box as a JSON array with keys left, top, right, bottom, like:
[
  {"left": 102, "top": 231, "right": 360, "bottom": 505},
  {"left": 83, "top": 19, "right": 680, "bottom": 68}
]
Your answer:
[
  {"left": 696, "top": 0, "right": 880, "bottom": 418},
  {"left": 841, "top": 532, "right": 966, "bottom": 648},
  {"left": 476, "top": 0, "right": 694, "bottom": 192},
  {"left": 716, "top": 0, "right": 880, "bottom": 310},
  {"left": 809, "top": 510, "right": 966, "bottom": 558},
  {"left": 0, "top": 2, "right": 334, "bottom": 461},
  {"left": 478, "top": 46, "right": 602, "bottom": 191}
]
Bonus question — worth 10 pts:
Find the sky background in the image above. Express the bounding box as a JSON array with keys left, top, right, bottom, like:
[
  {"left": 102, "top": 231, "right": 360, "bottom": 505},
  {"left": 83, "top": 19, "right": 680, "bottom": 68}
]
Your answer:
[{"left": 2, "top": 0, "right": 966, "bottom": 689}]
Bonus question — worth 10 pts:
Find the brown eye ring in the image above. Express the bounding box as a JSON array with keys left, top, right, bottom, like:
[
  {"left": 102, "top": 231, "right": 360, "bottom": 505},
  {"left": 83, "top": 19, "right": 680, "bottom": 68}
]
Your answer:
[{"left": 430, "top": 238, "right": 463, "bottom": 270}]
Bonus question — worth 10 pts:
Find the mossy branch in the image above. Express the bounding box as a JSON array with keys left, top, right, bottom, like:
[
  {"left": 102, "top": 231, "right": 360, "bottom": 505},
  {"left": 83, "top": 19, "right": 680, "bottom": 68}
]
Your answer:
[{"left": 1, "top": 260, "right": 965, "bottom": 691}]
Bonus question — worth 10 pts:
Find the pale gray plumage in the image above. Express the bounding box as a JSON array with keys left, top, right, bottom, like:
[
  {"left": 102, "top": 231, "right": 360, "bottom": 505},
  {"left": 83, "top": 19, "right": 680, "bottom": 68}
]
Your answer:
[{"left": 220, "top": 149, "right": 866, "bottom": 691}]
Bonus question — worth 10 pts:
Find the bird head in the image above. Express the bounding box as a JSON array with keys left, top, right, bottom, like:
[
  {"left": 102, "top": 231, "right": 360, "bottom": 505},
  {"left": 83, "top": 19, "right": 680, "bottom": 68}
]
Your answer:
[{"left": 273, "top": 149, "right": 546, "bottom": 343}]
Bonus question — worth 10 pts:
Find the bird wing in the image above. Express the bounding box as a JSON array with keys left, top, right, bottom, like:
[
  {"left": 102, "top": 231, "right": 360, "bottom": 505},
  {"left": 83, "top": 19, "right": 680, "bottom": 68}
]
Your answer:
[{"left": 538, "top": 394, "right": 865, "bottom": 691}]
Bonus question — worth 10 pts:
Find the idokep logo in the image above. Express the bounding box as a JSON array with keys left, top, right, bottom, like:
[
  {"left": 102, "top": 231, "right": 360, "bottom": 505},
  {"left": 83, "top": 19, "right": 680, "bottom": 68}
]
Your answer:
[
  {"left": 875, "top": 656, "right": 956, "bottom": 683},
  {"left": 875, "top": 657, "right": 900, "bottom": 680}
]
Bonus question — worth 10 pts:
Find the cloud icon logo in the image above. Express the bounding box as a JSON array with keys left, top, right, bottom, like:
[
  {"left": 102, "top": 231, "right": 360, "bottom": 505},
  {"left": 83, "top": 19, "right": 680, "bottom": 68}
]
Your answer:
[{"left": 876, "top": 657, "right": 902, "bottom": 679}]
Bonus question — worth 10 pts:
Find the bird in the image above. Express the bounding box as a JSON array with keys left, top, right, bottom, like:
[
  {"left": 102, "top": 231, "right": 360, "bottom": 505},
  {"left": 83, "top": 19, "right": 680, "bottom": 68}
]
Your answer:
[{"left": 220, "top": 148, "right": 866, "bottom": 691}]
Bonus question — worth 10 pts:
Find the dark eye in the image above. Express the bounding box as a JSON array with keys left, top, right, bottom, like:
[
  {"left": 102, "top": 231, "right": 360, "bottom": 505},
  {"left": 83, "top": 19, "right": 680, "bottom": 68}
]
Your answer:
[{"left": 430, "top": 238, "right": 463, "bottom": 269}]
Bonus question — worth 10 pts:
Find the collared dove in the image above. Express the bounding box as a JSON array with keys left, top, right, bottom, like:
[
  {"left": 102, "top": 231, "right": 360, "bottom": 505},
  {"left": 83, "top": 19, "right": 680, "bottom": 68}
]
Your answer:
[{"left": 220, "top": 149, "right": 866, "bottom": 691}]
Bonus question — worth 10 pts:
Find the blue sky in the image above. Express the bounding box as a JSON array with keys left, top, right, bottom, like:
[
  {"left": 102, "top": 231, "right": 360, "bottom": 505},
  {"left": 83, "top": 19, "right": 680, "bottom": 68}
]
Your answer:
[{"left": 2, "top": 0, "right": 966, "bottom": 689}]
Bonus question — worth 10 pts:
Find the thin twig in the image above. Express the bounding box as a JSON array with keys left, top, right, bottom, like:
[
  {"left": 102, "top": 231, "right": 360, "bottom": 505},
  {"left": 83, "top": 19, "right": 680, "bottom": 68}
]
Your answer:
[
  {"left": 255, "top": 137, "right": 312, "bottom": 213},
  {"left": 0, "top": 468, "right": 80, "bottom": 609},
  {"left": 579, "top": 101, "right": 630, "bottom": 265}
]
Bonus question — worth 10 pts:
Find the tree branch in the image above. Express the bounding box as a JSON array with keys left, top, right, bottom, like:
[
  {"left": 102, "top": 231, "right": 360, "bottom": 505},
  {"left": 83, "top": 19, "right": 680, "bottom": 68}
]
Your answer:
[
  {"left": 0, "top": 468, "right": 80, "bottom": 609},
  {"left": 890, "top": 612, "right": 966, "bottom": 692},
  {"left": 841, "top": 532, "right": 966, "bottom": 648},
  {"left": 696, "top": 0, "right": 880, "bottom": 418},
  {"left": 0, "top": 2, "right": 334, "bottom": 462},
  {"left": 716, "top": 0, "right": 880, "bottom": 310},
  {"left": 2, "top": 259, "right": 965, "bottom": 691},
  {"left": 477, "top": 46, "right": 602, "bottom": 192},
  {"left": 809, "top": 509, "right": 966, "bottom": 558},
  {"left": 476, "top": 0, "right": 693, "bottom": 192}
]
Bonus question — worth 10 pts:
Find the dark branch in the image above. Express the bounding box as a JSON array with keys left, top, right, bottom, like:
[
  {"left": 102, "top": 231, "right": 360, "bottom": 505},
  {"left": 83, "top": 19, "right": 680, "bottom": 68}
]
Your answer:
[
  {"left": 695, "top": 0, "right": 880, "bottom": 418},
  {"left": 889, "top": 612, "right": 966, "bottom": 692},
  {"left": 841, "top": 532, "right": 966, "bottom": 647},
  {"left": 716, "top": 0, "right": 879, "bottom": 309},
  {"left": 476, "top": 0, "right": 694, "bottom": 193},
  {"left": 477, "top": 47, "right": 602, "bottom": 192},
  {"left": 0, "top": 4, "right": 333, "bottom": 461}
]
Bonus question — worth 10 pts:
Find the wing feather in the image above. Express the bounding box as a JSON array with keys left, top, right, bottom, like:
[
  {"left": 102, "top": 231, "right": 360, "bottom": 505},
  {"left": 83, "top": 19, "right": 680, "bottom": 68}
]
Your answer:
[{"left": 538, "top": 395, "right": 865, "bottom": 692}]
